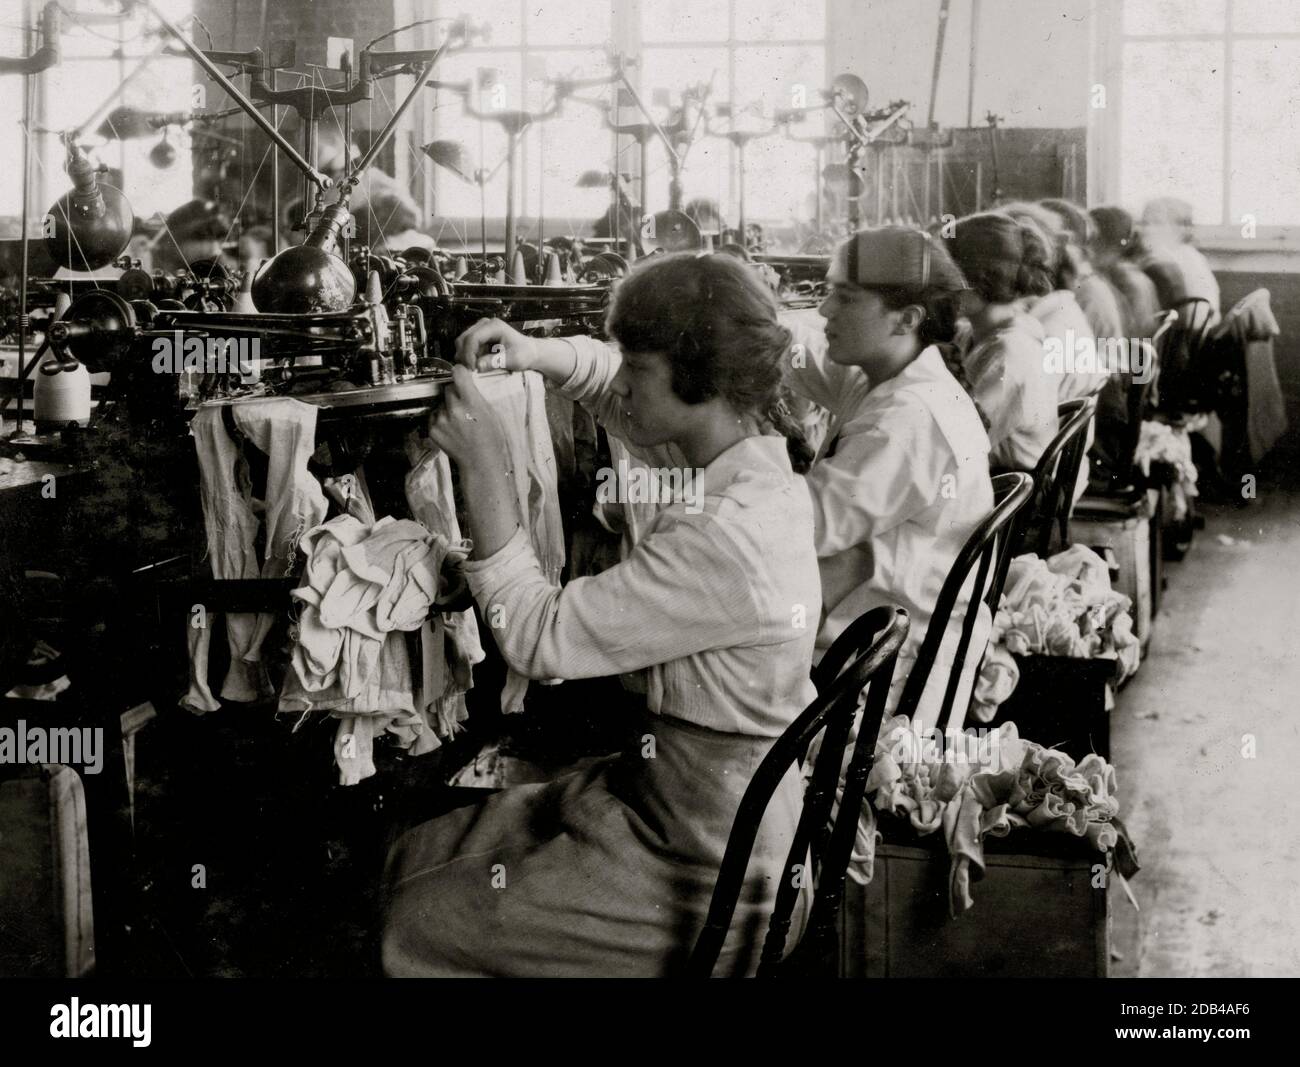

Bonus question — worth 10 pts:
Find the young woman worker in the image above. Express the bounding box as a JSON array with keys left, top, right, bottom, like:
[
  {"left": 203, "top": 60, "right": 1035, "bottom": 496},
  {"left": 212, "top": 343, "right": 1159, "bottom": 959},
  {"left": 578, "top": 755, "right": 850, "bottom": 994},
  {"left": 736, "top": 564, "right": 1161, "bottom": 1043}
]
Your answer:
[
  {"left": 780, "top": 226, "right": 993, "bottom": 730},
  {"left": 382, "top": 253, "right": 821, "bottom": 977},
  {"left": 947, "top": 211, "right": 1060, "bottom": 472}
]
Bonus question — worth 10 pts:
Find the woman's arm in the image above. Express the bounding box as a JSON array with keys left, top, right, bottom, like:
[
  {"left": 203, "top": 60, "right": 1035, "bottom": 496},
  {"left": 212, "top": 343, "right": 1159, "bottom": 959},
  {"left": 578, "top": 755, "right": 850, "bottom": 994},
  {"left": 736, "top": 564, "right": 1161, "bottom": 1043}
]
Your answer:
[
  {"left": 454, "top": 318, "right": 669, "bottom": 462},
  {"left": 461, "top": 513, "right": 761, "bottom": 680},
  {"left": 779, "top": 307, "right": 863, "bottom": 414}
]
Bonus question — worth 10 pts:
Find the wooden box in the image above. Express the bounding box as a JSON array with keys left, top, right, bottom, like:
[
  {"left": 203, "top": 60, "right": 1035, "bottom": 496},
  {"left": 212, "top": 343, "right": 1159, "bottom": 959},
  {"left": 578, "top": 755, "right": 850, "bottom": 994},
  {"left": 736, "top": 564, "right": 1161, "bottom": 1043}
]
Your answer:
[
  {"left": 983, "top": 653, "right": 1115, "bottom": 761},
  {"left": 841, "top": 836, "right": 1110, "bottom": 978},
  {"left": 0, "top": 765, "right": 95, "bottom": 977},
  {"left": 1071, "top": 488, "right": 1158, "bottom": 655}
]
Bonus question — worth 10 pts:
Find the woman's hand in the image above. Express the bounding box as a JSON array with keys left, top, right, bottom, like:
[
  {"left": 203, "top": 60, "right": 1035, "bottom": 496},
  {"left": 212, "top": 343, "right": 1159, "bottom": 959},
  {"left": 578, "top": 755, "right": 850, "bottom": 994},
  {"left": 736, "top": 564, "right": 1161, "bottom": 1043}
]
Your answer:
[
  {"left": 454, "top": 317, "right": 581, "bottom": 382},
  {"left": 427, "top": 365, "right": 521, "bottom": 559},
  {"left": 454, "top": 317, "right": 538, "bottom": 373},
  {"left": 427, "top": 364, "right": 510, "bottom": 472}
]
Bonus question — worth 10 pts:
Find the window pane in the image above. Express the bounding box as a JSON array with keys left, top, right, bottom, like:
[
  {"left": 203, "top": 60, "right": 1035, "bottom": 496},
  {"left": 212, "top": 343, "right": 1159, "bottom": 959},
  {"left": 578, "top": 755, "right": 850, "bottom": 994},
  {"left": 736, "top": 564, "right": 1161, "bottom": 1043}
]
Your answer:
[
  {"left": 429, "top": 51, "right": 520, "bottom": 228},
  {"left": 1230, "top": 41, "right": 1300, "bottom": 225},
  {"left": 743, "top": 137, "right": 821, "bottom": 224},
  {"left": 640, "top": 48, "right": 730, "bottom": 215},
  {"left": 525, "top": 0, "right": 613, "bottom": 46},
  {"left": 1232, "top": 0, "right": 1300, "bottom": 33},
  {"left": 641, "top": 1, "right": 729, "bottom": 43},
  {"left": 520, "top": 50, "right": 618, "bottom": 223},
  {"left": 734, "top": 0, "right": 826, "bottom": 41},
  {"left": 1119, "top": 41, "right": 1224, "bottom": 223},
  {"left": 121, "top": 57, "right": 198, "bottom": 219},
  {"left": 734, "top": 44, "right": 824, "bottom": 120},
  {"left": 733, "top": 45, "right": 825, "bottom": 222},
  {"left": 1123, "top": 0, "right": 1225, "bottom": 36},
  {"left": 0, "top": 21, "right": 23, "bottom": 220},
  {"left": 465, "top": 0, "right": 524, "bottom": 47}
]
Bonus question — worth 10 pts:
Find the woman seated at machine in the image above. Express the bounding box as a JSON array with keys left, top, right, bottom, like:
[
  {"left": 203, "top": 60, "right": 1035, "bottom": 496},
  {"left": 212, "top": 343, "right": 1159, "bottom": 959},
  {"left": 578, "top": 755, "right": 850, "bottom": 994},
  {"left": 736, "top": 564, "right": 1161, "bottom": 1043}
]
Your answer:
[
  {"left": 779, "top": 226, "right": 992, "bottom": 727},
  {"left": 947, "top": 211, "right": 1059, "bottom": 472},
  {"left": 383, "top": 253, "right": 822, "bottom": 977},
  {"left": 999, "top": 201, "right": 1104, "bottom": 404}
]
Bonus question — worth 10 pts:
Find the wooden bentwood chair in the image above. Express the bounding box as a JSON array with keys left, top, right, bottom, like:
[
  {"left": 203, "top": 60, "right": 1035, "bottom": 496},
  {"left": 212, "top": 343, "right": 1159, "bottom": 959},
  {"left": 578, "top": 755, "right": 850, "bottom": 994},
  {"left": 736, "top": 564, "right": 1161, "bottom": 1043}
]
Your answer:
[
  {"left": 893, "top": 471, "right": 1036, "bottom": 732},
  {"left": 686, "top": 606, "right": 910, "bottom": 977}
]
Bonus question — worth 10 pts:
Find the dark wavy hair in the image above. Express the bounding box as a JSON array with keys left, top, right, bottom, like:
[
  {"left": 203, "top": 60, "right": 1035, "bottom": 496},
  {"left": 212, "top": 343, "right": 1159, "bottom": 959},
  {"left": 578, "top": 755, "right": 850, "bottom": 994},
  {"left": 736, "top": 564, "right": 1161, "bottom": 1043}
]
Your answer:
[
  {"left": 606, "top": 253, "right": 813, "bottom": 472},
  {"left": 948, "top": 211, "right": 1055, "bottom": 304}
]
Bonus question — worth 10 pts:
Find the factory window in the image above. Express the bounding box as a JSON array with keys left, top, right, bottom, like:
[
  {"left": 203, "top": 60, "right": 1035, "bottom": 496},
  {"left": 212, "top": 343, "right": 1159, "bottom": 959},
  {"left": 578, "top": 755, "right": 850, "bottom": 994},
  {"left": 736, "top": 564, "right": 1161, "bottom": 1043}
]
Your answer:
[
  {"left": 424, "top": 0, "right": 617, "bottom": 245},
  {"left": 0, "top": 0, "right": 196, "bottom": 236},
  {"left": 639, "top": 0, "right": 827, "bottom": 224},
  {"left": 1111, "top": 0, "right": 1300, "bottom": 230},
  {"left": 422, "top": 0, "right": 829, "bottom": 240}
]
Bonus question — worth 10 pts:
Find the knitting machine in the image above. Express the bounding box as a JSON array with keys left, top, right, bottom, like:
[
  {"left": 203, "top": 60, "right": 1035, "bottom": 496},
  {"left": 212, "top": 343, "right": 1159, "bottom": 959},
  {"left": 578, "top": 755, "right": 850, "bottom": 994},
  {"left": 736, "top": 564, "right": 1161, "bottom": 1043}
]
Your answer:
[
  {"left": 4, "top": 1, "right": 923, "bottom": 434},
  {"left": 6, "top": 3, "right": 620, "bottom": 430}
]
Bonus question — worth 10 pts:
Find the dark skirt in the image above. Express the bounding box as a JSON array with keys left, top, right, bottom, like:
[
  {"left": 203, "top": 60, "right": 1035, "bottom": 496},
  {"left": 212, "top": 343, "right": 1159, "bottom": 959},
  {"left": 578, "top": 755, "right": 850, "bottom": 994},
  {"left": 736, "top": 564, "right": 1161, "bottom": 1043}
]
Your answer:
[{"left": 382, "top": 714, "right": 810, "bottom": 977}]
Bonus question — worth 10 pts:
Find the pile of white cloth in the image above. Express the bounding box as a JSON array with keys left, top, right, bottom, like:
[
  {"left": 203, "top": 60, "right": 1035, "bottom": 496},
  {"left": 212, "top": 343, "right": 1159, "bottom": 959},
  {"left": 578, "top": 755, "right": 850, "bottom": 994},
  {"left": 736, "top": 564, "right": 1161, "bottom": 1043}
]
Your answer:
[
  {"left": 279, "top": 507, "right": 484, "bottom": 785},
  {"left": 849, "top": 716, "right": 1123, "bottom": 915},
  {"left": 1136, "top": 419, "right": 1199, "bottom": 522},
  {"left": 971, "top": 545, "right": 1140, "bottom": 721}
]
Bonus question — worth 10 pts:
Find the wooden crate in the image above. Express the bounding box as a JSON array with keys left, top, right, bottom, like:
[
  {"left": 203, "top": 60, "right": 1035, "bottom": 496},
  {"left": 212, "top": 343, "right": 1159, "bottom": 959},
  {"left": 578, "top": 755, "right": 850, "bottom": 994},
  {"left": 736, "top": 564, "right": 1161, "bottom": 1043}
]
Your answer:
[
  {"left": 842, "top": 837, "right": 1110, "bottom": 978},
  {"left": 1071, "top": 488, "right": 1158, "bottom": 654},
  {"left": 983, "top": 654, "right": 1115, "bottom": 760},
  {"left": 0, "top": 765, "right": 95, "bottom": 977}
]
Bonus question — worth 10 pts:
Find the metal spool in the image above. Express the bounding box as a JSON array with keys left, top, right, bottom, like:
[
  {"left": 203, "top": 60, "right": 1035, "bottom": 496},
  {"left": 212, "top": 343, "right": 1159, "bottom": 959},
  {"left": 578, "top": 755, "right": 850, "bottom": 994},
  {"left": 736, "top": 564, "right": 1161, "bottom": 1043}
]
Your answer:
[{"left": 45, "top": 289, "right": 137, "bottom": 372}]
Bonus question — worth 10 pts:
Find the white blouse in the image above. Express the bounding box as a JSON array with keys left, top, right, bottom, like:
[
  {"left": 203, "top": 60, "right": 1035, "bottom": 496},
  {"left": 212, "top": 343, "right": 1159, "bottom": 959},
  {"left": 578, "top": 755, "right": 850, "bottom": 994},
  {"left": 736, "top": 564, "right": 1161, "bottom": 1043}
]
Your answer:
[
  {"left": 959, "top": 312, "right": 1058, "bottom": 471},
  {"left": 461, "top": 337, "right": 822, "bottom": 738},
  {"left": 781, "top": 309, "right": 994, "bottom": 727}
]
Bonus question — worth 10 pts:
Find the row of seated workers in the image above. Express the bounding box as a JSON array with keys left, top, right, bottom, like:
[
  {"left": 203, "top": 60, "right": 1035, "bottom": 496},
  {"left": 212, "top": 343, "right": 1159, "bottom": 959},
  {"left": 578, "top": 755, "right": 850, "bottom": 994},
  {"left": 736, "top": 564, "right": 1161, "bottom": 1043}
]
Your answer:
[{"left": 380, "top": 196, "right": 1240, "bottom": 977}]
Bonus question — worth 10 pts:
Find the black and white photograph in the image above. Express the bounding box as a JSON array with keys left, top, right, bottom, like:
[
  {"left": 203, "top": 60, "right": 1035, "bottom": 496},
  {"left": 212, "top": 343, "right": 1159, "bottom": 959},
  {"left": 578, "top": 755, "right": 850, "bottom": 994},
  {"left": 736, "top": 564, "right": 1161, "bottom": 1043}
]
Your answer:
[{"left": 0, "top": 0, "right": 1294, "bottom": 1020}]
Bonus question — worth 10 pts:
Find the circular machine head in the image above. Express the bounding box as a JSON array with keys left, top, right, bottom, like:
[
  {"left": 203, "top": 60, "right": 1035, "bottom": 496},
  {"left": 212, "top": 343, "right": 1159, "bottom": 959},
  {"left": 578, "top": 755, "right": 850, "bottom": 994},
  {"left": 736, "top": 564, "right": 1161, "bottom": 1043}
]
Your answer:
[
  {"left": 830, "top": 73, "right": 869, "bottom": 117},
  {"left": 581, "top": 251, "right": 630, "bottom": 284},
  {"left": 47, "top": 289, "right": 138, "bottom": 372},
  {"left": 641, "top": 210, "right": 702, "bottom": 255}
]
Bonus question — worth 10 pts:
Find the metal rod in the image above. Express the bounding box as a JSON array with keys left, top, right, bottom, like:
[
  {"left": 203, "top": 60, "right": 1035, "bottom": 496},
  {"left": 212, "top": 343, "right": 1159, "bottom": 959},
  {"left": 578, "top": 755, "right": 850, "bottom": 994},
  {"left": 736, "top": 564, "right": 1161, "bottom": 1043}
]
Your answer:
[
  {"left": 504, "top": 133, "right": 518, "bottom": 268},
  {"left": 736, "top": 141, "right": 747, "bottom": 246},
  {"left": 271, "top": 76, "right": 280, "bottom": 251},
  {"left": 927, "top": 0, "right": 951, "bottom": 129},
  {"left": 536, "top": 119, "right": 545, "bottom": 283},
  {"left": 141, "top": 0, "right": 330, "bottom": 190},
  {"left": 346, "top": 50, "right": 446, "bottom": 183},
  {"left": 617, "top": 67, "right": 680, "bottom": 169},
  {"left": 255, "top": 0, "right": 279, "bottom": 251},
  {"left": 343, "top": 55, "right": 352, "bottom": 263},
  {"left": 479, "top": 174, "right": 488, "bottom": 267},
  {"left": 813, "top": 142, "right": 823, "bottom": 234},
  {"left": 14, "top": 13, "right": 32, "bottom": 438}
]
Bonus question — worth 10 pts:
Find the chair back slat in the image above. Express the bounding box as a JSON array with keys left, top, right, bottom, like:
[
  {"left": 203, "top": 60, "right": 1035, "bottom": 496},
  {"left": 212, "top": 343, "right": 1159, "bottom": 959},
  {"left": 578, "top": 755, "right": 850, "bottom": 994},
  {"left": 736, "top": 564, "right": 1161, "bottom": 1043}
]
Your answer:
[
  {"left": 785, "top": 634, "right": 900, "bottom": 969},
  {"left": 936, "top": 541, "right": 994, "bottom": 728},
  {"left": 1014, "top": 395, "right": 1098, "bottom": 557},
  {"left": 1160, "top": 297, "right": 1216, "bottom": 412},
  {"left": 686, "top": 606, "right": 909, "bottom": 977},
  {"left": 894, "top": 472, "right": 1034, "bottom": 729},
  {"left": 1121, "top": 311, "right": 1175, "bottom": 463}
]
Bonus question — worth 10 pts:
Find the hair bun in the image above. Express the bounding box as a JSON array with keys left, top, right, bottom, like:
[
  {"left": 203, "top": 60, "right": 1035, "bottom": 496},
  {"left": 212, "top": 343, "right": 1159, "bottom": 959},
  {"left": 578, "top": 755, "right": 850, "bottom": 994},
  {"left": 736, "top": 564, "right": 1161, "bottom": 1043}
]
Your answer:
[{"left": 1013, "top": 220, "right": 1054, "bottom": 297}]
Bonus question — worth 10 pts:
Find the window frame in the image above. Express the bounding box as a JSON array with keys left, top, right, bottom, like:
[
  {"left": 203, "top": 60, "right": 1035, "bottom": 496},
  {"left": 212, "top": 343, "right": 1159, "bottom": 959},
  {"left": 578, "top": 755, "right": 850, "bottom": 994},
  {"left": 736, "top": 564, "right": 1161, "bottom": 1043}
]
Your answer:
[
  {"left": 408, "top": 0, "right": 830, "bottom": 235},
  {"left": 2, "top": 0, "right": 196, "bottom": 235},
  {"left": 1089, "top": 0, "right": 1300, "bottom": 251}
]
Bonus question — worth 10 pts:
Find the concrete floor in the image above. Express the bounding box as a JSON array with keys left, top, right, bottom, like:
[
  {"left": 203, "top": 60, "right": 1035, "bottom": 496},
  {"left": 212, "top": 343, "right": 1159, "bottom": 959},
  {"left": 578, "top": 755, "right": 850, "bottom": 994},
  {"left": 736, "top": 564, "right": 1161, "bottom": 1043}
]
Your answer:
[{"left": 1110, "top": 450, "right": 1300, "bottom": 977}]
